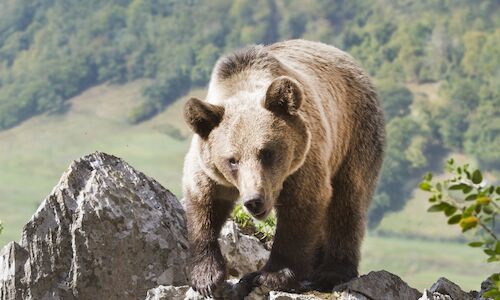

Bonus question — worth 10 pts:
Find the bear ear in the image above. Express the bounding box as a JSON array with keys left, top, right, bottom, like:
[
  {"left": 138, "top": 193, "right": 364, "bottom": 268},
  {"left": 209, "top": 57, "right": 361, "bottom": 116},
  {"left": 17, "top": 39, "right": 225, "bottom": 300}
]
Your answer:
[
  {"left": 262, "top": 76, "right": 303, "bottom": 116},
  {"left": 184, "top": 97, "right": 224, "bottom": 139}
]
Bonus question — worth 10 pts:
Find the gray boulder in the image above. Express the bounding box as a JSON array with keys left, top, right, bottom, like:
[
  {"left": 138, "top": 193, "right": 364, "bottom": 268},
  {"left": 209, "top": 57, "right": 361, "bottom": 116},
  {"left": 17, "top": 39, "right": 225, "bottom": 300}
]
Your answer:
[
  {"left": 219, "top": 221, "right": 269, "bottom": 278},
  {"left": 428, "top": 278, "right": 473, "bottom": 300},
  {"left": 334, "top": 270, "right": 422, "bottom": 300},
  {"left": 0, "top": 152, "right": 189, "bottom": 300}
]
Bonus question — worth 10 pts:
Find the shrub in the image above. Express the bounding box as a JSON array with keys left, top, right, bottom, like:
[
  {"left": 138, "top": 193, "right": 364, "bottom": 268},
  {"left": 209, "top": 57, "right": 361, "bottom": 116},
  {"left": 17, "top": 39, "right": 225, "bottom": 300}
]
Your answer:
[{"left": 420, "top": 159, "right": 499, "bottom": 298}]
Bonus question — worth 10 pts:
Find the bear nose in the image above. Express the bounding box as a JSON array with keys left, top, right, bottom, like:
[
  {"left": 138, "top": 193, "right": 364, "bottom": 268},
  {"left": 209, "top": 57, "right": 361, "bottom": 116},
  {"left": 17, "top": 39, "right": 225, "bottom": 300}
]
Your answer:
[{"left": 243, "top": 196, "right": 264, "bottom": 215}]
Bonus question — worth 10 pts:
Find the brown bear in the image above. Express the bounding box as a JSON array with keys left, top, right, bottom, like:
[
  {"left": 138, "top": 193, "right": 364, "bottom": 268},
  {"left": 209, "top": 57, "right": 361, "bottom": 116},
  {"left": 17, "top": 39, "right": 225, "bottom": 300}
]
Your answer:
[{"left": 182, "top": 39, "right": 385, "bottom": 297}]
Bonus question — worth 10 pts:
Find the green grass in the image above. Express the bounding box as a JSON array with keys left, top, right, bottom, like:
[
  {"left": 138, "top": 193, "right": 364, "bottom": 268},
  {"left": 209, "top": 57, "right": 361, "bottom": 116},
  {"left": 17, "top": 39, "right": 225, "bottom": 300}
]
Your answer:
[
  {"left": 0, "top": 82, "right": 495, "bottom": 293},
  {"left": 361, "top": 235, "right": 497, "bottom": 291}
]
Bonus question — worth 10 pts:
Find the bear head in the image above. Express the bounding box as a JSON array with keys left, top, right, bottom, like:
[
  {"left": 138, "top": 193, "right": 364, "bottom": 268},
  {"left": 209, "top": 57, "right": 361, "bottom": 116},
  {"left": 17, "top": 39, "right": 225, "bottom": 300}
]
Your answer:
[{"left": 184, "top": 76, "right": 311, "bottom": 219}]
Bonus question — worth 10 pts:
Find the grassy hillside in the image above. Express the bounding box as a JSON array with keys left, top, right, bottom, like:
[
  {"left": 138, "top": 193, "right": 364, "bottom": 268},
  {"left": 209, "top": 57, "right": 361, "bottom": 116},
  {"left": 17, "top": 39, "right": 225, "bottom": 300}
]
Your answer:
[
  {"left": 0, "top": 82, "right": 496, "bottom": 291},
  {"left": 0, "top": 81, "right": 196, "bottom": 245}
]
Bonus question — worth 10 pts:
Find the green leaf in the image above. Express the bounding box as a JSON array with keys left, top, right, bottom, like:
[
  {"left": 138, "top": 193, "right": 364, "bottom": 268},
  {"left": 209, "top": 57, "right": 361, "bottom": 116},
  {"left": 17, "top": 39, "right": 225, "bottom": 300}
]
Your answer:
[
  {"left": 423, "top": 172, "right": 433, "bottom": 181},
  {"left": 472, "top": 169, "right": 483, "bottom": 184},
  {"left": 428, "top": 202, "right": 452, "bottom": 213},
  {"left": 483, "top": 205, "right": 494, "bottom": 214},
  {"left": 482, "top": 289, "right": 500, "bottom": 298},
  {"left": 428, "top": 203, "right": 445, "bottom": 212},
  {"left": 464, "top": 204, "right": 476, "bottom": 215},
  {"left": 419, "top": 182, "right": 432, "bottom": 192},
  {"left": 496, "top": 242, "right": 500, "bottom": 254},
  {"left": 465, "top": 193, "right": 477, "bottom": 201},
  {"left": 448, "top": 214, "right": 462, "bottom": 224},
  {"left": 468, "top": 241, "right": 483, "bottom": 247},
  {"left": 449, "top": 183, "right": 469, "bottom": 191},
  {"left": 463, "top": 185, "right": 473, "bottom": 193},
  {"left": 487, "top": 256, "right": 500, "bottom": 263},
  {"left": 436, "top": 182, "right": 442, "bottom": 192},
  {"left": 444, "top": 206, "right": 457, "bottom": 216},
  {"left": 496, "top": 186, "right": 500, "bottom": 195},
  {"left": 484, "top": 249, "right": 495, "bottom": 256}
]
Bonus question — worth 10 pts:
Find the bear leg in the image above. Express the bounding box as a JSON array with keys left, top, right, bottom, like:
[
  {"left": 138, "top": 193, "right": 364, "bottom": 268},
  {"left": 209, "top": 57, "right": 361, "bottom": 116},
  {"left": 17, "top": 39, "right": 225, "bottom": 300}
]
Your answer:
[
  {"left": 309, "top": 163, "right": 372, "bottom": 291},
  {"left": 186, "top": 190, "right": 235, "bottom": 298},
  {"left": 249, "top": 173, "right": 331, "bottom": 293}
]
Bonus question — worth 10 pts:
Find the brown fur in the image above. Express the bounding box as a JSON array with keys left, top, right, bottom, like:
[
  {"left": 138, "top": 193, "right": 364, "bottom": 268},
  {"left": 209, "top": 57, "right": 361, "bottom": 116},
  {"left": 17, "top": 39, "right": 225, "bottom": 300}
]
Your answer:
[{"left": 182, "top": 39, "right": 385, "bottom": 297}]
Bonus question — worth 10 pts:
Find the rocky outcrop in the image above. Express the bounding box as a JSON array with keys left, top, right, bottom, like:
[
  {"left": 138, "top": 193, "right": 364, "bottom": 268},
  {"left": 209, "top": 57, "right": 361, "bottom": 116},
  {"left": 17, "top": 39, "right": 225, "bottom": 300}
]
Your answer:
[
  {"left": 146, "top": 274, "right": 482, "bottom": 300},
  {"left": 0, "top": 152, "right": 189, "bottom": 300}
]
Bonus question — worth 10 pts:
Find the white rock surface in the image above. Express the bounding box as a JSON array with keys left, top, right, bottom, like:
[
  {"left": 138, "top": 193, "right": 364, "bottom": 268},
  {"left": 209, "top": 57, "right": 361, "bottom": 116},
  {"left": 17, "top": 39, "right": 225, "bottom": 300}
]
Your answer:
[
  {"left": 268, "top": 291, "right": 322, "bottom": 299},
  {"left": 219, "top": 221, "right": 270, "bottom": 278},
  {"left": 145, "top": 285, "right": 193, "bottom": 300},
  {"left": 419, "top": 289, "right": 453, "bottom": 300},
  {"left": 0, "top": 152, "right": 189, "bottom": 300}
]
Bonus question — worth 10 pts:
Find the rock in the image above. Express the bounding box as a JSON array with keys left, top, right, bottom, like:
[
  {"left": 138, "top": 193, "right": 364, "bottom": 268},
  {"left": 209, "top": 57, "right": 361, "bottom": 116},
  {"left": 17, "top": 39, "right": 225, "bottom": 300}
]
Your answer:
[
  {"left": 145, "top": 285, "right": 191, "bottom": 300},
  {"left": 334, "top": 270, "right": 422, "bottom": 300},
  {"left": 429, "top": 277, "right": 474, "bottom": 300},
  {"left": 334, "top": 291, "right": 370, "bottom": 300},
  {"left": 0, "top": 152, "right": 189, "bottom": 300},
  {"left": 219, "top": 221, "right": 270, "bottom": 278},
  {"left": 146, "top": 282, "right": 237, "bottom": 300},
  {"left": 146, "top": 277, "right": 390, "bottom": 300},
  {"left": 418, "top": 289, "right": 452, "bottom": 300},
  {"left": 268, "top": 291, "right": 322, "bottom": 299}
]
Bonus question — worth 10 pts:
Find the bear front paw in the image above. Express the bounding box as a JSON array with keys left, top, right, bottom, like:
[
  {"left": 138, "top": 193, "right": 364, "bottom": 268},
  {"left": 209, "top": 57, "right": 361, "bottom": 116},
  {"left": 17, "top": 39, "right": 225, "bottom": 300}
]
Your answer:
[
  {"left": 256, "top": 268, "right": 305, "bottom": 292},
  {"left": 190, "top": 255, "right": 226, "bottom": 298},
  {"left": 308, "top": 269, "right": 357, "bottom": 292}
]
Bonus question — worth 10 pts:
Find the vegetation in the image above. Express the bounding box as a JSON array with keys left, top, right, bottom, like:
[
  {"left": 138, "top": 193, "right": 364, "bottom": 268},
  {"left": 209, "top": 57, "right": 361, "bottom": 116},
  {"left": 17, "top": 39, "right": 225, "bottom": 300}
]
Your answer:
[
  {"left": 421, "top": 159, "right": 500, "bottom": 298},
  {"left": 231, "top": 205, "right": 276, "bottom": 243},
  {"left": 0, "top": 1, "right": 498, "bottom": 225}
]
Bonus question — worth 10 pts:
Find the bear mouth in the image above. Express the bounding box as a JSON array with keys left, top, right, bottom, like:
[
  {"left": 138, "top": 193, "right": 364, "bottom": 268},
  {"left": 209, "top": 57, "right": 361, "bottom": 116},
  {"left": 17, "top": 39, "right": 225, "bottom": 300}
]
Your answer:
[{"left": 252, "top": 209, "right": 269, "bottom": 220}]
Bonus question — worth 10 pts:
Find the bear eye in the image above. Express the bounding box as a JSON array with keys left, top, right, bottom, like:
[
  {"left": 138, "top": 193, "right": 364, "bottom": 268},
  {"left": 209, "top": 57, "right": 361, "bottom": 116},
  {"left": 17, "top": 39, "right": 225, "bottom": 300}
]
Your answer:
[
  {"left": 228, "top": 157, "right": 239, "bottom": 171},
  {"left": 259, "top": 149, "right": 274, "bottom": 166}
]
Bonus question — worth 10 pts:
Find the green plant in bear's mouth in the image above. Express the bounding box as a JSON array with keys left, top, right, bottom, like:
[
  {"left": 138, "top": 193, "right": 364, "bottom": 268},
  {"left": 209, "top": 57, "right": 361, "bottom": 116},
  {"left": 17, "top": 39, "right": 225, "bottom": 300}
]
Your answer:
[
  {"left": 230, "top": 205, "right": 276, "bottom": 243},
  {"left": 420, "top": 158, "right": 500, "bottom": 298}
]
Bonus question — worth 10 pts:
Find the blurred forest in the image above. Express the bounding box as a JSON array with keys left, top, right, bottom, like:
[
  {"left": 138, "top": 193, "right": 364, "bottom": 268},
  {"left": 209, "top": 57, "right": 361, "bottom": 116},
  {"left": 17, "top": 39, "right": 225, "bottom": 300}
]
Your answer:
[{"left": 0, "top": 0, "right": 498, "bottom": 227}]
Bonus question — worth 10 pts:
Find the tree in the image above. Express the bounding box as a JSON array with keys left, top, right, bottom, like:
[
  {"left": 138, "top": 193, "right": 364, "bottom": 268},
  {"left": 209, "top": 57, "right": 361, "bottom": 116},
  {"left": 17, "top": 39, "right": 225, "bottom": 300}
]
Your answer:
[
  {"left": 378, "top": 81, "right": 414, "bottom": 121},
  {"left": 370, "top": 116, "right": 424, "bottom": 225},
  {"left": 464, "top": 103, "right": 500, "bottom": 169}
]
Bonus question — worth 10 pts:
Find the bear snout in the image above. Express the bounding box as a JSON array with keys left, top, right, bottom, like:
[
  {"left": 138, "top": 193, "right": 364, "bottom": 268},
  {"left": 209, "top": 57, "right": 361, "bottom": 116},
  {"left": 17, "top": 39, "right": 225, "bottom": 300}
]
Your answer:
[{"left": 243, "top": 195, "right": 266, "bottom": 217}]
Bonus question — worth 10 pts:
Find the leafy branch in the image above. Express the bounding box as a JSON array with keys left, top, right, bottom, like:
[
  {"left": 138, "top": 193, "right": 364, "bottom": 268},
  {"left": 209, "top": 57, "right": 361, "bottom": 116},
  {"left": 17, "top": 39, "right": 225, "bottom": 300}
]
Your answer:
[
  {"left": 420, "top": 158, "right": 499, "bottom": 298},
  {"left": 231, "top": 205, "right": 276, "bottom": 243}
]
